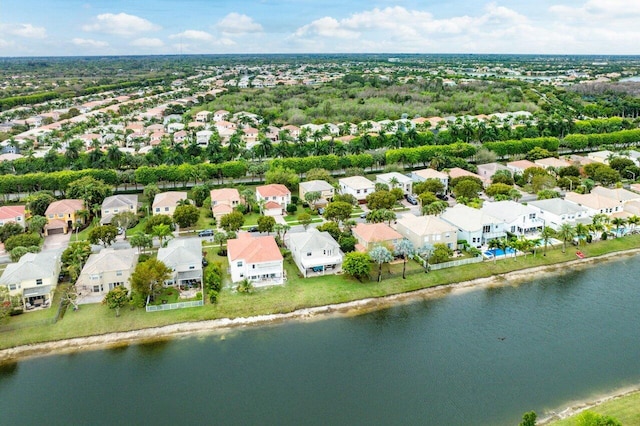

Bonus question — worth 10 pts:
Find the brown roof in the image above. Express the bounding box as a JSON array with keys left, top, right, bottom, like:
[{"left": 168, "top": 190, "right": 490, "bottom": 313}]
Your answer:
[
  {"left": 257, "top": 184, "right": 290, "bottom": 198},
  {"left": 45, "top": 199, "right": 83, "bottom": 215},
  {"left": 227, "top": 233, "right": 283, "bottom": 264},
  {"left": 353, "top": 223, "right": 402, "bottom": 244},
  {"left": 0, "top": 205, "right": 25, "bottom": 220},
  {"left": 264, "top": 201, "right": 282, "bottom": 210}
]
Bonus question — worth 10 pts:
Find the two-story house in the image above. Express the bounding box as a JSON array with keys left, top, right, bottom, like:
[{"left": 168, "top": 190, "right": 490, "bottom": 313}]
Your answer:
[
  {"left": 0, "top": 205, "right": 26, "bottom": 228},
  {"left": 528, "top": 198, "right": 589, "bottom": 231},
  {"left": 299, "top": 180, "right": 334, "bottom": 208},
  {"left": 339, "top": 176, "right": 375, "bottom": 203},
  {"left": 157, "top": 238, "right": 203, "bottom": 289},
  {"left": 411, "top": 168, "right": 449, "bottom": 192},
  {"left": 564, "top": 191, "right": 623, "bottom": 217},
  {"left": 376, "top": 172, "right": 413, "bottom": 195},
  {"left": 210, "top": 188, "right": 242, "bottom": 220},
  {"left": 395, "top": 213, "right": 458, "bottom": 250},
  {"left": 44, "top": 199, "right": 85, "bottom": 235},
  {"left": 100, "top": 194, "right": 138, "bottom": 225},
  {"left": 227, "top": 233, "right": 284, "bottom": 287},
  {"left": 152, "top": 191, "right": 188, "bottom": 216},
  {"left": 0, "top": 249, "right": 62, "bottom": 309},
  {"left": 352, "top": 222, "right": 403, "bottom": 252},
  {"left": 440, "top": 204, "right": 506, "bottom": 248},
  {"left": 76, "top": 248, "right": 138, "bottom": 302},
  {"left": 256, "top": 184, "right": 291, "bottom": 216},
  {"left": 480, "top": 201, "right": 543, "bottom": 235},
  {"left": 287, "top": 228, "right": 343, "bottom": 277}
]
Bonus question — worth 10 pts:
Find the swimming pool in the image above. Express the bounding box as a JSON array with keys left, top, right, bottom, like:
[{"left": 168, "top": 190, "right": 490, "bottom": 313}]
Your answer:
[{"left": 484, "top": 247, "right": 516, "bottom": 257}]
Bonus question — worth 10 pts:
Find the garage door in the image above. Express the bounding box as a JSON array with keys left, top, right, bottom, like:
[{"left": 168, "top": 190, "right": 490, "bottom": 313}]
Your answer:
[{"left": 46, "top": 227, "right": 64, "bottom": 235}]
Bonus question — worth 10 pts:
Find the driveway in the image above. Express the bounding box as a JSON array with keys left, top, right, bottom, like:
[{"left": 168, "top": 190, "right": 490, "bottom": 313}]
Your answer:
[{"left": 42, "top": 232, "right": 72, "bottom": 251}]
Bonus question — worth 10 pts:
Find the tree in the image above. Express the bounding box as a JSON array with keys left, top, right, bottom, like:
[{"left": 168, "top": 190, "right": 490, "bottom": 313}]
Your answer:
[
  {"left": 414, "top": 179, "right": 445, "bottom": 196},
  {"left": 219, "top": 211, "right": 245, "bottom": 232},
  {"left": 518, "top": 411, "right": 537, "bottom": 426},
  {"left": 66, "top": 176, "right": 113, "bottom": 210},
  {"left": 343, "top": 251, "right": 371, "bottom": 282},
  {"left": 369, "top": 245, "right": 393, "bottom": 282},
  {"left": 366, "top": 190, "right": 396, "bottom": 210},
  {"left": 27, "top": 215, "right": 48, "bottom": 235},
  {"left": 4, "top": 233, "right": 41, "bottom": 252},
  {"left": 575, "top": 411, "right": 621, "bottom": 426},
  {"left": 191, "top": 184, "right": 210, "bottom": 207},
  {"left": 540, "top": 226, "right": 556, "bottom": 256},
  {"left": 485, "top": 183, "right": 512, "bottom": 199},
  {"left": 257, "top": 215, "right": 276, "bottom": 234},
  {"left": 213, "top": 230, "right": 228, "bottom": 253},
  {"left": 129, "top": 231, "right": 153, "bottom": 254},
  {"left": 557, "top": 223, "right": 576, "bottom": 253},
  {"left": 173, "top": 204, "right": 200, "bottom": 228},
  {"left": 143, "top": 184, "right": 160, "bottom": 207},
  {"left": 297, "top": 212, "right": 312, "bottom": 229},
  {"left": 130, "top": 258, "right": 172, "bottom": 302},
  {"left": 430, "top": 243, "right": 453, "bottom": 264},
  {"left": 152, "top": 224, "right": 173, "bottom": 247},
  {"left": 324, "top": 201, "right": 353, "bottom": 225},
  {"left": 26, "top": 191, "right": 56, "bottom": 216},
  {"left": 316, "top": 221, "right": 341, "bottom": 241},
  {"left": 265, "top": 166, "right": 299, "bottom": 190},
  {"left": 422, "top": 201, "right": 448, "bottom": 216},
  {"left": 537, "top": 189, "right": 561, "bottom": 200},
  {"left": 88, "top": 225, "right": 118, "bottom": 247},
  {"left": 111, "top": 211, "right": 138, "bottom": 238},
  {"left": 62, "top": 241, "right": 92, "bottom": 281},
  {"left": 305, "top": 168, "right": 334, "bottom": 184},
  {"left": 103, "top": 286, "right": 129, "bottom": 317},
  {"left": 143, "top": 214, "right": 174, "bottom": 233},
  {"left": 452, "top": 180, "right": 483, "bottom": 200},
  {"left": 0, "top": 222, "right": 24, "bottom": 243},
  {"left": 0, "top": 286, "right": 22, "bottom": 319},
  {"left": 394, "top": 238, "right": 415, "bottom": 279},
  {"left": 304, "top": 191, "right": 322, "bottom": 208}
]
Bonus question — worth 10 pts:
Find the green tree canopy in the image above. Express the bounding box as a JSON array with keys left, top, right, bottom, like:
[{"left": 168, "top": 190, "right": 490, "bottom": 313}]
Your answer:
[
  {"left": 88, "top": 225, "right": 118, "bottom": 247},
  {"left": 130, "top": 258, "right": 172, "bottom": 301},
  {"left": 343, "top": 251, "right": 371, "bottom": 282},
  {"left": 219, "top": 211, "right": 245, "bottom": 232},
  {"left": 173, "top": 204, "right": 200, "bottom": 228},
  {"left": 103, "top": 286, "right": 129, "bottom": 317},
  {"left": 66, "top": 176, "right": 113, "bottom": 209}
]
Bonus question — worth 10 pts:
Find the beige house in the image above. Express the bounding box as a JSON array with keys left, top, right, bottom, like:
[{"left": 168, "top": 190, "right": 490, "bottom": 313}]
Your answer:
[
  {"left": 395, "top": 214, "right": 458, "bottom": 250},
  {"left": 76, "top": 248, "right": 138, "bottom": 301},
  {"left": 564, "top": 191, "right": 624, "bottom": 217},
  {"left": 210, "top": 188, "right": 242, "bottom": 220},
  {"left": 100, "top": 194, "right": 138, "bottom": 225},
  {"left": 44, "top": 199, "right": 85, "bottom": 235},
  {"left": 152, "top": 191, "right": 188, "bottom": 216},
  {"left": 352, "top": 223, "right": 403, "bottom": 252},
  {"left": 0, "top": 249, "right": 62, "bottom": 309},
  {"left": 299, "top": 180, "right": 334, "bottom": 207},
  {"left": 411, "top": 168, "right": 449, "bottom": 191}
]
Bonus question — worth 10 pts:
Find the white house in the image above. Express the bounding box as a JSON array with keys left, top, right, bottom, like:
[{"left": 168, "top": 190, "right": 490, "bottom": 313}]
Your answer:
[
  {"left": 339, "top": 176, "right": 375, "bottom": 203},
  {"left": 227, "top": 233, "right": 284, "bottom": 287},
  {"left": 480, "top": 201, "right": 543, "bottom": 235},
  {"left": 287, "top": 228, "right": 343, "bottom": 277},
  {"left": 0, "top": 249, "right": 62, "bottom": 309},
  {"left": 157, "top": 238, "right": 203, "bottom": 288},
  {"left": 256, "top": 184, "right": 291, "bottom": 216},
  {"left": 395, "top": 213, "right": 458, "bottom": 250},
  {"left": 528, "top": 198, "right": 590, "bottom": 230},
  {"left": 440, "top": 204, "right": 506, "bottom": 248},
  {"left": 196, "top": 130, "right": 213, "bottom": 145},
  {"left": 75, "top": 248, "right": 138, "bottom": 302},
  {"left": 376, "top": 172, "right": 413, "bottom": 195},
  {"left": 564, "top": 191, "right": 623, "bottom": 217}
]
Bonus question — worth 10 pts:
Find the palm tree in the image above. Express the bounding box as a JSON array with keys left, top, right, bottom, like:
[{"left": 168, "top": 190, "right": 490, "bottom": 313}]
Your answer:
[
  {"left": 393, "top": 239, "right": 415, "bottom": 279},
  {"left": 529, "top": 238, "right": 542, "bottom": 257},
  {"left": 416, "top": 243, "right": 434, "bottom": 272},
  {"left": 368, "top": 245, "right": 393, "bottom": 283},
  {"left": 540, "top": 226, "right": 555, "bottom": 256},
  {"left": 422, "top": 201, "right": 448, "bottom": 216},
  {"left": 574, "top": 223, "right": 590, "bottom": 245},
  {"left": 152, "top": 224, "right": 173, "bottom": 248},
  {"left": 487, "top": 238, "right": 501, "bottom": 264},
  {"left": 557, "top": 223, "right": 576, "bottom": 253},
  {"left": 611, "top": 217, "right": 626, "bottom": 237},
  {"left": 627, "top": 215, "right": 640, "bottom": 232}
]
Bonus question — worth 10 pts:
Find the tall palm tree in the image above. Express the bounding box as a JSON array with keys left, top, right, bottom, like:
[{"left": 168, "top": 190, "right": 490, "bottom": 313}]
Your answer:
[
  {"left": 393, "top": 239, "right": 415, "bottom": 279},
  {"left": 368, "top": 245, "right": 393, "bottom": 283},
  {"left": 611, "top": 217, "right": 626, "bottom": 237},
  {"left": 540, "top": 226, "right": 555, "bottom": 256},
  {"left": 626, "top": 215, "right": 640, "bottom": 232},
  {"left": 575, "top": 223, "right": 590, "bottom": 245},
  {"left": 557, "top": 223, "right": 576, "bottom": 253}
]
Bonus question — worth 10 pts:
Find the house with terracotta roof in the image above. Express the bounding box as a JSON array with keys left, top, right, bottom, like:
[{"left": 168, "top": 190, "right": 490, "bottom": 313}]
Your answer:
[
  {"left": 287, "top": 228, "right": 343, "bottom": 277},
  {"left": 448, "top": 167, "right": 488, "bottom": 186},
  {"left": 339, "top": 176, "right": 375, "bottom": 203},
  {"left": 173, "top": 130, "right": 188, "bottom": 144},
  {"left": 476, "top": 163, "right": 511, "bottom": 183},
  {"left": 213, "top": 110, "right": 230, "bottom": 122},
  {"left": 411, "top": 168, "right": 449, "bottom": 191},
  {"left": 227, "top": 233, "right": 284, "bottom": 287},
  {"left": 100, "top": 194, "right": 138, "bottom": 225},
  {"left": 534, "top": 157, "right": 572, "bottom": 170},
  {"left": 195, "top": 110, "right": 212, "bottom": 123},
  {"left": 75, "top": 248, "right": 138, "bottom": 302},
  {"left": 44, "top": 199, "right": 85, "bottom": 235},
  {"left": 352, "top": 222, "right": 403, "bottom": 252},
  {"left": 0, "top": 205, "right": 26, "bottom": 228},
  {"left": 395, "top": 213, "right": 457, "bottom": 250},
  {"left": 506, "top": 159, "right": 538, "bottom": 175},
  {"left": 256, "top": 184, "right": 291, "bottom": 216},
  {"left": 281, "top": 125, "right": 300, "bottom": 139},
  {"left": 210, "top": 188, "right": 242, "bottom": 220},
  {"left": 152, "top": 191, "right": 188, "bottom": 216}
]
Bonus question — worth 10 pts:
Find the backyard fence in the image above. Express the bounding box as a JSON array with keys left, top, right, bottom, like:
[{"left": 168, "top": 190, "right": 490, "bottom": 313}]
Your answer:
[
  {"left": 426, "top": 256, "right": 484, "bottom": 271},
  {"left": 146, "top": 300, "right": 204, "bottom": 312}
]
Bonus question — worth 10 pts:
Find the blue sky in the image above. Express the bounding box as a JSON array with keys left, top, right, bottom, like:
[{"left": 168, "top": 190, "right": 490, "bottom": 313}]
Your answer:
[{"left": 0, "top": 0, "right": 637, "bottom": 56}]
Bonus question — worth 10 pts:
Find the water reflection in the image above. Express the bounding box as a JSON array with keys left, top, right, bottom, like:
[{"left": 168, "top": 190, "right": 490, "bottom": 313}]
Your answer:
[{"left": 0, "top": 361, "right": 18, "bottom": 378}]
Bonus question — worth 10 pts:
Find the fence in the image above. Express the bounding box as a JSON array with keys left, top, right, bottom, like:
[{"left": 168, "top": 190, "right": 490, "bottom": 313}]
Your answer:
[
  {"left": 145, "top": 300, "right": 204, "bottom": 312},
  {"left": 425, "top": 256, "right": 484, "bottom": 271}
]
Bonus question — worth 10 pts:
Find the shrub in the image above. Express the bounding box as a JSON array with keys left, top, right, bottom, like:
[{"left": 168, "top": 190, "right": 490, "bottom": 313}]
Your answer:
[
  {"left": 286, "top": 203, "right": 298, "bottom": 215},
  {"left": 138, "top": 254, "right": 151, "bottom": 263},
  {"left": 208, "top": 290, "right": 219, "bottom": 304},
  {"left": 4, "top": 233, "right": 41, "bottom": 252}
]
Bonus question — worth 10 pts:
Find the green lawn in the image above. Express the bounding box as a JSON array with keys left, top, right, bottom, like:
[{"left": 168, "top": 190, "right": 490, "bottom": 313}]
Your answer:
[
  {"left": 125, "top": 217, "right": 148, "bottom": 237},
  {"left": 1, "top": 234, "right": 639, "bottom": 350},
  {"left": 548, "top": 391, "right": 640, "bottom": 425}
]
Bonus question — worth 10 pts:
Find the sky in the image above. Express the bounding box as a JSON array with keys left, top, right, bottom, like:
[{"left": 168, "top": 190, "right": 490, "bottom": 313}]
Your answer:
[{"left": 0, "top": 0, "right": 638, "bottom": 56}]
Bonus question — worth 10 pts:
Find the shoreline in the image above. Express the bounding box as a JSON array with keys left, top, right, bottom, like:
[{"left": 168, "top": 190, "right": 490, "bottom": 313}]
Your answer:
[{"left": 1, "top": 248, "right": 638, "bottom": 364}]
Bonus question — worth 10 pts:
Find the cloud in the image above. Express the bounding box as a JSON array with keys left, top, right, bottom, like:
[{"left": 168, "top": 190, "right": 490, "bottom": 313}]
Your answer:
[
  {"left": 216, "top": 13, "right": 263, "bottom": 35},
  {"left": 0, "top": 23, "right": 47, "bottom": 39},
  {"left": 82, "top": 12, "right": 160, "bottom": 36},
  {"left": 130, "top": 38, "right": 164, "bottom": 48},
  {"left": 295, "top": 17, "right": 359, "bottom": 39},
  {"left": 170, "top": 30, "right": 215, "bottom": 42},
  {"left": 71, "top": 38, "right": 108, "bottom": 48},
  {"left": 550, "top": 0, "right": 640, "bottom": 19}
]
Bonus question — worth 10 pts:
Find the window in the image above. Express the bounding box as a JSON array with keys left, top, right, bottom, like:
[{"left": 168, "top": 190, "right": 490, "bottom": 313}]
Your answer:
[
  {"left": 307, "top": 252, "right": 312, "bottom": 256},
  {"left": 48, "top": 214, "right": 54, "bottom": 218},
  {"left": 116, "top": 271, "right": 122, "bottom": 276},
  {"left": 104, "top": 210, "right": 109, "bottom": 214},
  {"left": 92, "top": 285, "right": 104, "bottom": 292},
  {"left": 252, "top": 264, "right": 255, "bottom": 269},
  {"left": 237, "top": 261, "right": 243, "bottom": 267},
  {"left": 189, "top": 265, "right": 195, "bottom": 270},
  {"left": 155, "top": 208, "right": 160, "bottom": 212},
  {"left": 114, "top": 209, "right": 119, "bottom": 213},
  {"left": 9, "top": 284, "right": 16, "bottom": 291},
  {"left": 482, "top": 225, "right": 491, "bottom": 233},
  {"left": 164, "top": 207, "right": 169, "bottom": 211},
  {"left": 36, "top": 279, "right": 43, "bottom": 286}
]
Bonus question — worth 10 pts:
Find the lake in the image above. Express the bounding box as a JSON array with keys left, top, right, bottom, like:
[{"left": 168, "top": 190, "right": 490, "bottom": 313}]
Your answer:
[{"left": 1, "top": 256, "right": 640, "bottom": 425}]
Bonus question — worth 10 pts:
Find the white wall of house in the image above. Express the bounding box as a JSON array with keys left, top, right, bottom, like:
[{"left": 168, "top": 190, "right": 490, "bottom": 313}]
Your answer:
[{"left": 230, "top": 259, "right": 284, "bottom": 286}]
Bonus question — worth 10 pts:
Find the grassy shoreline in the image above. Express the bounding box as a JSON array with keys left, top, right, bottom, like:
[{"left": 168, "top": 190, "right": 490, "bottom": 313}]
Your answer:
[
  {"left": 542, "top": 388, "right": 640, "bottom": 425},
  {"left": 1, "top": 235, "right": 639, "bottom": 355}
]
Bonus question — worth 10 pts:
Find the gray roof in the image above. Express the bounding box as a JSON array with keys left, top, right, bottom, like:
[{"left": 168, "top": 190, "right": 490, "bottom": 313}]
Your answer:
[
  {"left": 288, "top": 228, "right": 340, "bottom": 253},
  {"left": 0, "top": 249, "right": 62, "bottom": 286},
  {"left": 480, "top": 201, "right": 537, "bottom": 223},
  {"left": 102, "top": 194, "right": 138, "bottom": 210},
  {"left": 440, "top": 204, "right": 503, "bottom": 232},
  {"left": 300, "top": 180, "right": 333, "bottom": 192},
  {"left": 157, "top": 238, "right": 202, "bottom": 271},
  {"left": 80, "top": 248, "right": 138, "bottom": 275},
  {"left": 529, "top": 198, "right": 587, "bottom": 215}
]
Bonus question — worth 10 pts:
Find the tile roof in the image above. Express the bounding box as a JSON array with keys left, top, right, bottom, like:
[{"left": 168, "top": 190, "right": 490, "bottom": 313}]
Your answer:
[
  {"left": 152, "top": 191, "right": 188, "bottom": 209},
  {"left": 227, "top": 233, "right": 283, "bottom": 264},
  {"left": 0, "top": 205, "right": 25, "bottom": 220},
  {"left": 257, "top": 184, "right": 290, "bottom": 198},
  {"left": 45, "top": 199, "right": 84, "bottom": 215},
  {"left": 353, "top": 223, "right": 402, "bottom": 244}
]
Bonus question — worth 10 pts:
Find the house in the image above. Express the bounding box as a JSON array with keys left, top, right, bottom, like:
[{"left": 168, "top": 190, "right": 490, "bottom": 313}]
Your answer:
[
  {"left": 100, "top": 194, "right": 138, "bottom": 225},
  {"left": 506, "top": 159, "right": 538, "bottom": 175},
  {"left": 395, "top": 213, "right": 457, "bottom": 250},
  {"left": 440, "top": 204, "right": 506, "bottom": 248},
  {"left": 210, "top": 188, "right": 242, "bottom": 220},
  {"left": 299, "top": 180, "right": 334, "bottom": 207},
  {"left": 447, "top": 168, "right": 488, "bottom": 186},
  {"left": 152, "top": 191, "right": 188, "bottom": 216},
  {"left": 480, "top": 201, "right": 543, "bottom": 235},
  {"left": 528, "top": 198, "right": 589, "bottom": 230},
  {"left": 411, "top": 168, "right": 449, "bottom": 191},
  {"left": 227, "top": 233, "right": 284, "bottom": 286},
  {"left": 157, "top": 238, "right": 203, "bottom": 288},
  {"left": 213, "top": 109, "right": 230, "bottom": 122},
  {"left": 564, "top": 191, "right": 623, "bottom": 217},
  {"left": 75, "top": 248, "right": 138, "bottom": 301},
  {"left": 0, "top": 205, "right": 26, "bottom": 228},
  {"left": 534, "top": 157, "right": 571, "bottom": 170},
  {"left": 287, "top": 228, "right": 343, "bottom": 277},
  {"left": 256, "top": 184, "right": 291, "bottom": 216},
  {"left": 281, "top": 124, "right": 301, "bottom": 139},
  {"left": 195, "top": 110, "right": 212, "bottom": 123},
  {"left": 590, "top": 186, "right": 640, "bottom": 206},
  {"left": 44, "top": 199, "right": 85, "bottom": 235},
  {"left": 376, "top": 172, "right": 413, "bottom": 195},
  {"left": 339, "top": 176, "right": 375, "bottom": 203},
  {"left": 0, "top": 249, "right": 62, "bottom": 309},
  {"left": 196, "top": 130, "right": 213, "bottom": 145},
  {"left": 587, "top": 150, "right": 614, "bottom": 164},
  {"left": 173, "top": 130, "right": 188, "bottom": 144},
  {"left": 476, "top": 163, "right": 510, "bottom": 183},
  {"left": 352, "top": 222, "right": 403, "bottom": 252}
]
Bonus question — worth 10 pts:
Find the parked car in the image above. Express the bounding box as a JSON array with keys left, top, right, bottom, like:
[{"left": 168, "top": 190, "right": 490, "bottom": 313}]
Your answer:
[
  {"left": 317, "top": 207, "right": 325, "bottom": 215},
  {"left": 202, "top": 257, "right": 209, "bottom": 267},
  {"left": 360, "top": 212, "right": 367, "bottom": 219},
  {"left": 406, "top": 195, "right": 419, "bottom": 205},
  {"left": 198, "top": 229, "right": 214, "bottom": 237},
  {"left": 436, "top": 194, "right": 449, "bottom": 201},
  {"left": 248, "top": 226, "right": 259, "bottom": 232}
]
